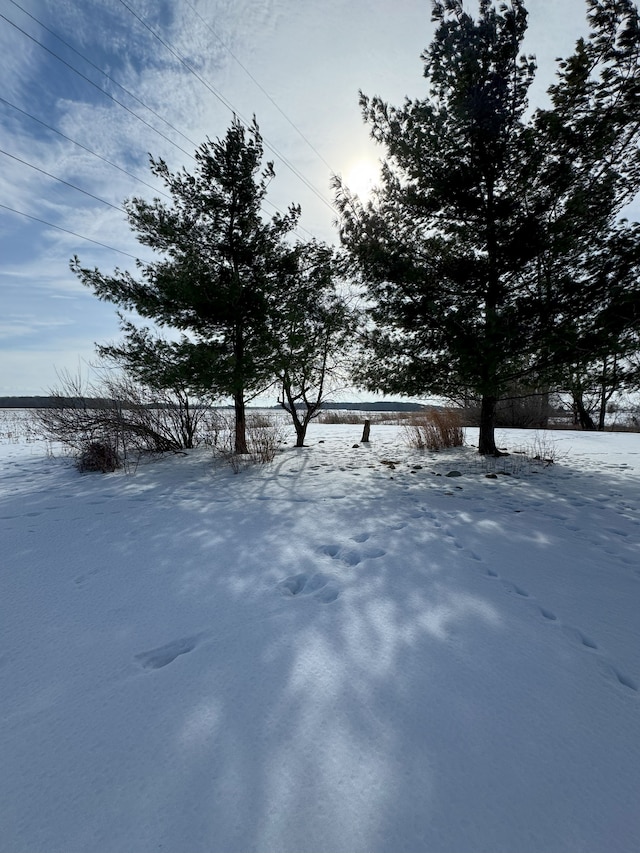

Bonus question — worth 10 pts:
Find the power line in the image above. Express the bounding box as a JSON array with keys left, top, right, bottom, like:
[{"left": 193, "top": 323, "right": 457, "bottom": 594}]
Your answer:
[
  {"left": 0, "top": 11, "right": 195, "bottom": 161},
  {"left": 0, "top": 8, "right": 323, "bottom": 242},
  {"left": 115, "top": 0, "right": 336, "bottom": 214},
  {"left": 0, "top": 202, "right": 139, "bottom": 259},
  {"left": 1, "top": 147, "right": 318, "bottom": 252},
  {"left": 0, "top": 94, "right": 313, "bottom": 235},
  {"left": 7, "top": 0, "right": 200, "bottom": 153},
  {"left": 0, "top": 97, "right": 172, "bottom": 201},
  {"left": 0, "top": 148, "right": 123, "bottom": 212},
  {"left": 183, "top": 0, "right": 336, "bottom": 175}
]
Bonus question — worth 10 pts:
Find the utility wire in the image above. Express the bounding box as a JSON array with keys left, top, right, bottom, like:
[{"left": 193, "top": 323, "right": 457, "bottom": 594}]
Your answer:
[
  {"left": 116, "top": 0, "right": 336, "bottom": 213},
  {"left": 0, "top": 9, "right": 321, "bottom": 242},
  {"left": 1, "top": 147, "right": 317, "bottom": 249},
  {"left": 183, "top": 0, "right": 336, "bottom": 175},
  {"left": 0, "top": 97, "right": 172, "bottom": 201},
  {"left": 0, "top": 95, "right": 314, "bottom": 234},
  {"left": 0, "top": 148, "right": 124, "bottom": 211},
  {"left": 0, "top": 202, "right": 139, "bottom": 259},
  {"left": 7, "top": 0, "right": 200, "bottom": 153},
  {"left": 0, "top": 11, "right": 195, "bottom": 161}
]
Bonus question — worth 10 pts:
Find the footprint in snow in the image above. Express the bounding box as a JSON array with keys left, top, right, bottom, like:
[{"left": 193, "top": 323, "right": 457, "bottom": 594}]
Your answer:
[
  {"left": 562, "top": 625, "right": 598, "bottom": 650},
  {"left": 483, "top": 573, "right": 637, "bottom": 696},
  {"left": 135, "top": 635, "right": 200, "bottom": 670},
  {"left": 318, "top": 544, "right": 386, "bottom": 567},
  {"left": 338, "top": 546, "right": 386, "bottom": 566},
  {"left": 596, "top": 660, "right": 639, "bottom": 693},
  {"left": 351, "top": 532, "right": 370, "bottom": 543},
  {"left": 501, "top": 581, "right": 530, "bottom": 598},
  {"left": 277, "top": 572, "right": 339, "bottom": 604},
  {"left": 539, "top": 607, "right": 557, "bottom": 621}
]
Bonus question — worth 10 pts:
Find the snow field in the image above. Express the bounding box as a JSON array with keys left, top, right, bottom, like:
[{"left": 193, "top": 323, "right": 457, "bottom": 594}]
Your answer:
[{"left": 1, "top": 423, "right": 639, "bottom": 853}]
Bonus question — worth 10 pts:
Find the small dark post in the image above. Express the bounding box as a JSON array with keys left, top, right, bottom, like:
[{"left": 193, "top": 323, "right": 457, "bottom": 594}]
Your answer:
[{"left": 361, "top": 419, "right": 371, "bottom": 443}]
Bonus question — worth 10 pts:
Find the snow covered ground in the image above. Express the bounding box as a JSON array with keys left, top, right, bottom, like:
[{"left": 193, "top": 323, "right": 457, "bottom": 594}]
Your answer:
[{"left": 1, "top": 419, "right": 639, "bottom": 853}]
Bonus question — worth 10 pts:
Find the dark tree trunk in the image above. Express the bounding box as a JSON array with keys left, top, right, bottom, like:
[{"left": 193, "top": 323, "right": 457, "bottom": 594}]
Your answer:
[
  {"left": 279, "top": 378, "right": 309, "bottom": 447},
  {"left": 579, "top": 406, "right": 596, "bottom": 430},
  {"left": 539, "top": 390, "right": 550, "bottom": 429},
  {"left": 294, "top": 421, "right": 307, "bottom": 447},
  {"left": 597, "top": 400, "right": 607, "bottom": 431},
  {"left": 478, "top": 395, "right": 499, "bottom": 455},
  {"left": 234, "top": 391, "right": 248, "bottom": 454},
  {"left": 572, "top": 393, "right": 596, "bottom": 431},
  {"left": 597, "top": 356, "right": 618, "bottom": 431}
]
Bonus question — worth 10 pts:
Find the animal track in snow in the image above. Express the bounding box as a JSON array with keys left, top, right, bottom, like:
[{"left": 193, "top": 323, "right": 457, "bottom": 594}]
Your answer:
[
  {"left": 276, "top": 572, "right": 339, "bottom": 604},
  {"left": 605, "top": 527, "right": 629, "bottom": 538},
  {"left": 481, "top": 565, "right": 637, "bottom": 695},
  {"left": 74, "top": 568, "right": 101, "bottom": 586},
  {"left": 351, "top": 532, "right": 370, "bottom": 543},
  {"left": 596, "top": 660, "right": 639, "bottom": 693},
  {"left": 318, "top": 543, "right": 386, "bottom": 567},
  {"left": 562, "top": 626, "right": 599, "bottom": 650},
  {"left": 135, "top": 635, "right": 200, "bottom": 670},
  {"left": 501, "top": 581, "right": 530, "bottom": 598},
  {"left": 344, "top": 546, "right": 386, "bottom": 566}
]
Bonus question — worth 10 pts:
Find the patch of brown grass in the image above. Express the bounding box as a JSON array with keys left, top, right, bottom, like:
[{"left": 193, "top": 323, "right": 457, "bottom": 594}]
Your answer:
[{"left": 402, "top": 409, "right": 465, "bottom": 450}]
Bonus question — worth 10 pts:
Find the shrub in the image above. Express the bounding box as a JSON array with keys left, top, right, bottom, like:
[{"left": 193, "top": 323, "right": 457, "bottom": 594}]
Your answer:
[
  {"left": 403, "top": 409, "right": 465, "bottom": 450},
  {"left": 211, "top": 411, "right": 285, "bottom": 472},
  {"left": 30, "top": 368, "right": 216, "bottom": 460},
  {"left": 481, "top": 431, "right": 569, "bottom": 475},
  {"left": 246, "top": 412, "right": 285, "bottom": 463},
  {"left": 77, "top": 440, "right": 121, "bottom": 473}
]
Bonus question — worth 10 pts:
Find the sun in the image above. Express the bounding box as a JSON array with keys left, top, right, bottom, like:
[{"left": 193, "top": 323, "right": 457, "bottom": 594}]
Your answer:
[{"left": 344, "top": 157, "right": 379, "bottom": 201}]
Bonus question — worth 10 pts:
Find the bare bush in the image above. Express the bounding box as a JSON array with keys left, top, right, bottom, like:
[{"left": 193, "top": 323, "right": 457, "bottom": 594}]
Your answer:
[
  {"left": 212, "top": 411, "right": 285, "bottom": 472},
  {"left": 403, "top": 409, "right": 465, "bottom": 450},
  {"left": 247, "top": 412, "right": 285, "bottom": 463},
  {"left": 482, "top": 432, "right": 569, "bottom": 476},
  {"left": 30, "top": 369, "right": 215, "bottom": 466},
  {"left": 0, "top": 410, "right": 32, "bottom": 443},
  {"left": 516, "top": 432, "right": 566, "bottom": 466},
  {"left": 77, "top": 441, "right": 121, "bottom": 473}
]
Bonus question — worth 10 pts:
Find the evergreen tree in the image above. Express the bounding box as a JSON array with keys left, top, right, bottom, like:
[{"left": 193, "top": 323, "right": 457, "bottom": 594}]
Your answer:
[
  {"left": 71, "top": 119, "right": 300, "bottom": 454},
  {"left": 335, "top": 0, "right": 640, "bottom": 454}
]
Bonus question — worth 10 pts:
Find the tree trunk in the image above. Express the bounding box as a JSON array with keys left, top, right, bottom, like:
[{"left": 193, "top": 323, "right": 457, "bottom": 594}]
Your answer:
[
  {"left": 478, "top": 395, "right": 500, "bottom": 455},
  {"left": 234, "top": 391, "right": 248, "bottom": 454},
  {"left": 579, "top": 407, "right": 596, "bottom": 430},
  {"left": 294, "top": 422, "right": 307, "bottom": 447},
  {"left": 597, "top": 400, "right": 607, "bottom": 431},
  {"left": 572, "top": 392, "right": 596, "bottom": 431},
  {"left": 279, "top": 378, "right": 309, "bottom": 447},
  {"left": 597, "top": 356, "right": 618, "bottom": 431},
  {"left": 539, "top": 389, "right": 550, "bottom": 429}
]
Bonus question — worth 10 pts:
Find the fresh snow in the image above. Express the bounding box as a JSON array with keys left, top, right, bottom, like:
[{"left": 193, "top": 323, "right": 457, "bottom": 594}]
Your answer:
[{"left": 1, "top": 422, "right": 639, "bottom": 853}]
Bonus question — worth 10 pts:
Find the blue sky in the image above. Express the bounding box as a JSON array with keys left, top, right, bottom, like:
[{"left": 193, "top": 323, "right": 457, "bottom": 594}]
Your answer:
[{"left": 1, "top": 0, "right": 634, "bottom": 398}]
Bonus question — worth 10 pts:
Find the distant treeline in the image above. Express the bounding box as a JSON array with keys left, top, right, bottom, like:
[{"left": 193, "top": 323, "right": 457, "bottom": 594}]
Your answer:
[
  {"left": 0, "top": 396, "right": 119, "bottom": 409},
  {"left": 1, "top": 396, "right": 431, "bottom": 412},
  {"left": 302, "top": 401, "right": 431, "bottom": 412}
]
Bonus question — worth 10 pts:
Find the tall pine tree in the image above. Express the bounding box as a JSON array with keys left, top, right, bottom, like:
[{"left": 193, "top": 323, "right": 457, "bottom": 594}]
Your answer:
[
  {"left": 335, "top": 0, "right": 640, "bottom": 454},
  {"left": 72, "top": 119, "right": 300, "bottom": 453}
]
